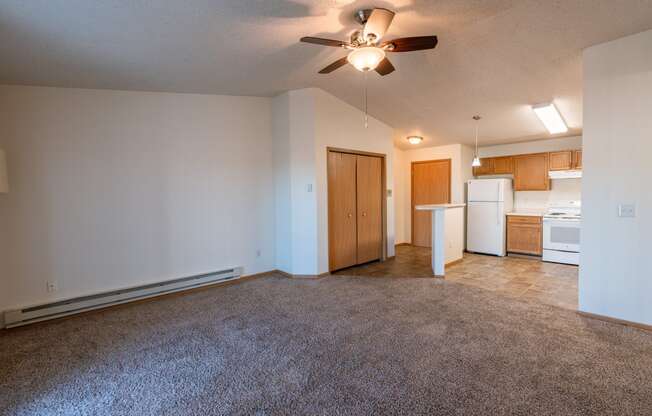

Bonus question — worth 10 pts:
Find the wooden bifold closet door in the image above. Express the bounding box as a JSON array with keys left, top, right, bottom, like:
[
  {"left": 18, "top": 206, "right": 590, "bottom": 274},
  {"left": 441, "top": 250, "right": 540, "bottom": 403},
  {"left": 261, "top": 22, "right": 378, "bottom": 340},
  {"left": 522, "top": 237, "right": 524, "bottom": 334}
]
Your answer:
[{"left": 328, "top": 151, "right": 383, "bottom": 271}]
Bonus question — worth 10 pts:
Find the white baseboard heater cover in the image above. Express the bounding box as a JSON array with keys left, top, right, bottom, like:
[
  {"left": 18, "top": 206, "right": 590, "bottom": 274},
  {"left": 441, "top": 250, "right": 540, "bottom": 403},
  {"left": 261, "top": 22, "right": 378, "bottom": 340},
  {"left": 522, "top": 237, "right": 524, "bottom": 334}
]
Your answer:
[{"left": 3, "top": 266, "right": 243, "bottom": 328}]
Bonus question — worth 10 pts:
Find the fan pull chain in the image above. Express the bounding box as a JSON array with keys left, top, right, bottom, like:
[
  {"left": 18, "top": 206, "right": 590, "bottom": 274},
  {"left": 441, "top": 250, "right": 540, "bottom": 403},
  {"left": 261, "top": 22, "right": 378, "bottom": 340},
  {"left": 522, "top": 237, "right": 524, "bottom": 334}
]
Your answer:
[{"left": 364, "top": 71, "right": 369, "bottom": 128}]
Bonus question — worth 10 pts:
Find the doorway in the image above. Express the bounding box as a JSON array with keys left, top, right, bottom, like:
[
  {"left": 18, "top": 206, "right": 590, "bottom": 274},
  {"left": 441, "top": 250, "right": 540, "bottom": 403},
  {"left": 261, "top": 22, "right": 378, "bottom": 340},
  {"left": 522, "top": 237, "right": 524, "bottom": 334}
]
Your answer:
[
  {"left": 327, "top": 148, "right": 387, "bottom": 272},
  {"left": 411, "top": 159, "right": 451, "bottom": 247}
]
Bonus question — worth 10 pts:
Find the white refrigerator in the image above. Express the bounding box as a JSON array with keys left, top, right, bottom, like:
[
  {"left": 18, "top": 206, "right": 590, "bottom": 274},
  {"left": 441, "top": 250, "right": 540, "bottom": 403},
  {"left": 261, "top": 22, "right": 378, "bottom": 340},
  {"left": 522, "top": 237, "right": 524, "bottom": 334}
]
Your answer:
[{"left": 467, "top": 179, "right": 513, "bottom": 256}]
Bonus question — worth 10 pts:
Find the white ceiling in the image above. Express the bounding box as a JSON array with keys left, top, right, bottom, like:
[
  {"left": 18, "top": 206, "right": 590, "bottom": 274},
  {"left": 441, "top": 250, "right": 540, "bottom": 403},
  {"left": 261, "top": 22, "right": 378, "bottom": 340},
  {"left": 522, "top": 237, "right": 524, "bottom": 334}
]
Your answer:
[{"left": 2, "top": 0, "right": 652, "bottom": 148}]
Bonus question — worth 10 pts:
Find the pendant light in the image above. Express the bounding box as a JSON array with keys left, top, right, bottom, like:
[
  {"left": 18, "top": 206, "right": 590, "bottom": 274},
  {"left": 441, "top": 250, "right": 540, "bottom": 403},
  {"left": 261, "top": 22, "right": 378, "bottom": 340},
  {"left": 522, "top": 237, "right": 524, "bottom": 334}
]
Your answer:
[{"left": 472, "top": 115, "right": 482, "bottom": 167}]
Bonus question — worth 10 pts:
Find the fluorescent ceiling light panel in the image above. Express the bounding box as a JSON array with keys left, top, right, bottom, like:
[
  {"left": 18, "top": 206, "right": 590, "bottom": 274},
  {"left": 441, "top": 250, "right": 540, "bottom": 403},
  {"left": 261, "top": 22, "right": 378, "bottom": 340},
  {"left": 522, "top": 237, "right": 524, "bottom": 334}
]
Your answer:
[{"left": 532, "top": 103, "right": 568, "bottom": 135}]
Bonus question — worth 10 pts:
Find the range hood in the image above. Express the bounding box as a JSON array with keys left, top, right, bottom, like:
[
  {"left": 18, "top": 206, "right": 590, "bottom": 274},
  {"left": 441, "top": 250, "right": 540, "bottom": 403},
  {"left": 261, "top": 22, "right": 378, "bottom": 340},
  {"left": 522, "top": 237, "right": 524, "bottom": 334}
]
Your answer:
[{"left": 549, "top": 170, "right": 582, "bottom": 179}]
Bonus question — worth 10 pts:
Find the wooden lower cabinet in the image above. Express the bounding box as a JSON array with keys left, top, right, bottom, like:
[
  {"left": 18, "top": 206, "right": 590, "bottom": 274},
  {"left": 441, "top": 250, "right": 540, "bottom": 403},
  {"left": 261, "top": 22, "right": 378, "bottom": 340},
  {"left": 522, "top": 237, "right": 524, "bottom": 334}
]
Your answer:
[{"left": 507, "top": 215, "right": 542, "bottom": 256}]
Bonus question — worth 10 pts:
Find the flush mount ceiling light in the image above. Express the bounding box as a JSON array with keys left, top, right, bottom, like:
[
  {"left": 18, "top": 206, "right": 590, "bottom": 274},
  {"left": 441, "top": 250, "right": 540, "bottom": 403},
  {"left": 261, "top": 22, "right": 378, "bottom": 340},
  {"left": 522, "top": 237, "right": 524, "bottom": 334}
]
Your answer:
[
  {"left": 472, "top": 115, "right": 482, "bottom": 167},
  {"left": 407, "top": 136, "right": 423, "bottom": 145},
  {"left": 347, "top": 47, "right": 386, "bottom": 72},
  {"left": 532, "top": 102, "right": 568, "bottom": 135}
]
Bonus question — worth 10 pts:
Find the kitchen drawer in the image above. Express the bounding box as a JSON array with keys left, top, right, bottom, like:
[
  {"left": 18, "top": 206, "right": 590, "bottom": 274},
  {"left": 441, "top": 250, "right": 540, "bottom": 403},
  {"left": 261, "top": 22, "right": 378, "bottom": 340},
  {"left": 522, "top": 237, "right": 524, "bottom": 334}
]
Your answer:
[{"left": 507, "top": 215, "right": 542, "bottom": 224}]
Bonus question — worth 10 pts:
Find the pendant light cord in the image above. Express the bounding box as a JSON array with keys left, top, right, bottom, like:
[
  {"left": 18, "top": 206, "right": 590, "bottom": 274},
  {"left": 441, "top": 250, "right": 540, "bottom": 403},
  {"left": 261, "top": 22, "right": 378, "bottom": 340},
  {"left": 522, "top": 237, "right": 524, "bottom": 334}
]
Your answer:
[
  {"left": 364, "top": 71, "right": 369, "bottom": 128},
  {"left": 475, "top": 122, "right": 479, "bottom": 157}
]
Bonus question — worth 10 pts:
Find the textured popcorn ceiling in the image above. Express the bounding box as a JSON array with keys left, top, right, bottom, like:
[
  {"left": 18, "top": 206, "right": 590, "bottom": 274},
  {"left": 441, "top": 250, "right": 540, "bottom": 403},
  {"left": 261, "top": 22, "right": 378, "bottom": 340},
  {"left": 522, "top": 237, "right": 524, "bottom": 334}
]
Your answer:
[{"left": 2, "top": 0, "right": 652, "bottom": 148}]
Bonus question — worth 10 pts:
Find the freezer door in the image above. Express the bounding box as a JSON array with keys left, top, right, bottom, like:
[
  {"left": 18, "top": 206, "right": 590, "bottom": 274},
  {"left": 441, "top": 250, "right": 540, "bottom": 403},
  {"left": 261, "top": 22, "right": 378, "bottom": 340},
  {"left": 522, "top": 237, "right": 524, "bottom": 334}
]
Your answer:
[
  {"left": 468, "top": 179, "right": 502, "bottom": 202},
  {"left": 467, "top": 201, "right": 506, "bottom": 256}
]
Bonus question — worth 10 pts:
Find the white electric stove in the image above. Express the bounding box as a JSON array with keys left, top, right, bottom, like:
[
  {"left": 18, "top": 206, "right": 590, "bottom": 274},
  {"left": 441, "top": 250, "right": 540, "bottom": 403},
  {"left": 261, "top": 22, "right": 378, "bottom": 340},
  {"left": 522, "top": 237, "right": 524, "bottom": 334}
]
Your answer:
[{"left": 542, "top": 201, "right": 581, "bottom": 265}]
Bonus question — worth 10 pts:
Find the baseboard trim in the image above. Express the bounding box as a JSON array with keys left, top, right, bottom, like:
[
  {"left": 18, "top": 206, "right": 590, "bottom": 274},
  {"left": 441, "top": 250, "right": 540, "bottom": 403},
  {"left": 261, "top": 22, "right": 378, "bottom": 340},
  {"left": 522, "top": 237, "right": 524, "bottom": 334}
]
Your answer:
[
  {"left": 577, "top": 311, "right": 652, "bottom": 332},
  {"left": 445, "top": 258, "right": 464, "bottom": 268},
  {"left": 395, "top": 243, "right": 411, "bottom": 247},
  {"left": 275, "top": 270, "right": 330, "bottom": 279},
  {"left": 2, "top": 271, "right": 270, "bottom": 330}
]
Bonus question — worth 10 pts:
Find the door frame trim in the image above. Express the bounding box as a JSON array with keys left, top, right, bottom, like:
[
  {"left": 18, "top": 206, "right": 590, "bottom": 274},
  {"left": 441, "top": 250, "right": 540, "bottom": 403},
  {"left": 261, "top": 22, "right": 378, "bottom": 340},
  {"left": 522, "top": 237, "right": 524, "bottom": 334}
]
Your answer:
[
  {"left": 326, "top": 147, "right": 387, "bottom": 272},
  {"left": 410, "top": 158, "right": 452, "bottom": 245}
]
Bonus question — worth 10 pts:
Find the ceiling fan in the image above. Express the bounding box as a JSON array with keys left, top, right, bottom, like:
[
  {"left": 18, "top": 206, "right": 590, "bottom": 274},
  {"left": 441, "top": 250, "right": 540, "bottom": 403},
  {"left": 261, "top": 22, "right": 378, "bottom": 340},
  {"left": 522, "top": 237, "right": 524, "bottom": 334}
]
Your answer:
[{"left": 300, "top": 8, "right": 438, "bottom": 75}]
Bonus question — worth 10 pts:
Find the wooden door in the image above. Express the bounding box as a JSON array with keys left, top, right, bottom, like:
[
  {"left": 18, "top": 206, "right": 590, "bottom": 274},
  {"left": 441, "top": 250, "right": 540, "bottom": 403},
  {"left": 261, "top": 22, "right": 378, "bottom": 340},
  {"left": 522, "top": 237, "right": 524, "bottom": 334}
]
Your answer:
[
  {"left": 549, "top": 151, "right": 573, "bottom": 170},
  {"left": 328, "top": 152, "right": 358, "bottom": 271},
  {"left": 356, "top": 155, "right": 382, "bottom": 264},
  {"left": 513, "top": 153, "right": 550, "bottom": 191},
  {"left": 411, "top": 159, "right": 451, "bottom": 247}
]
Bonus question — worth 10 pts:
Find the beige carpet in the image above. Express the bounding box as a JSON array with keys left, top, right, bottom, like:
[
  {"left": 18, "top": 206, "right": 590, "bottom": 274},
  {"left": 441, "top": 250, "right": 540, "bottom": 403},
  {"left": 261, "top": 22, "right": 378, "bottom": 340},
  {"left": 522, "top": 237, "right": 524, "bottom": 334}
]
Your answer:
[{"left": 1, "top": 274, "right": 651, "bottom": 415}]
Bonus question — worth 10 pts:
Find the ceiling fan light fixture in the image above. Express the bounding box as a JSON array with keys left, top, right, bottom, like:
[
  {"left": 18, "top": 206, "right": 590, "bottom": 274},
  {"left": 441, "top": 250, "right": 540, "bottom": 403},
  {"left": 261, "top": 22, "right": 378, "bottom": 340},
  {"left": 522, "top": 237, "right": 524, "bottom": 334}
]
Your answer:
[
  {"left": 347, "top": 47, "right": 385, "bottom": 72},
  {"left": 407, "top": 136, "right": 423, "bottom": 145}
]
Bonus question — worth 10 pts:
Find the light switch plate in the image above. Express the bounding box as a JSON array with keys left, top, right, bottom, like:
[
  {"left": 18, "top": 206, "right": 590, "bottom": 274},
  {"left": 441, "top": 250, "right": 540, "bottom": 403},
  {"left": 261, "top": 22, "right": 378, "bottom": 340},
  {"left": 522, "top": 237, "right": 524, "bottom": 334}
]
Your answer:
[
  {"left": 306, "top": 184, "right": 313, "bottom": 193},
  {"left": 618, "top": 204, "right": 636, "bottom": 218},
  {"left": 387, "top": 189, "right": 392, "bottom": 197}
]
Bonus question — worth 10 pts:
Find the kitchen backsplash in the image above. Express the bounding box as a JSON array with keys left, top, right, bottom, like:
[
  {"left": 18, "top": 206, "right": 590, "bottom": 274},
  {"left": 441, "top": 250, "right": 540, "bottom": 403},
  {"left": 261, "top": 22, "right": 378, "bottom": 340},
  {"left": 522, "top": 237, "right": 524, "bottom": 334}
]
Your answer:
[{"left": 514, "top": 178, "right": 581, "bottom": 209}]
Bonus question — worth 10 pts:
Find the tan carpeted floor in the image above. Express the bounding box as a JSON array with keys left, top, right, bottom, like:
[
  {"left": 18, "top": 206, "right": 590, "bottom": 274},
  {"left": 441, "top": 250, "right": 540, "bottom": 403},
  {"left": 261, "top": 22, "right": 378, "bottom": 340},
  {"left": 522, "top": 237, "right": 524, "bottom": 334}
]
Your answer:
[{"left": 1, "top": 274, "right": 651, "bottom": 415}]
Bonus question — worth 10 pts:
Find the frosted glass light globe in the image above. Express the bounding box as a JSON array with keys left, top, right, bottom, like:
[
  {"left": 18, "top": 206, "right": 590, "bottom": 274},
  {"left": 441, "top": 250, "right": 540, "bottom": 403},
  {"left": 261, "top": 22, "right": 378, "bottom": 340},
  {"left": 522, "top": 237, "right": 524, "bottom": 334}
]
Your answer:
[{"left": 347, "top": 47, "right": 385, "bottom": 72}]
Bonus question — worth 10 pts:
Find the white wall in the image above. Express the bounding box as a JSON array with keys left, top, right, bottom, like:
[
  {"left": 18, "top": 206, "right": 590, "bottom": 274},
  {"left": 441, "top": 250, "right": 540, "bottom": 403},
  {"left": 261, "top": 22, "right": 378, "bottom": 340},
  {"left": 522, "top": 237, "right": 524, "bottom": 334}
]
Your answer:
[
  {"left": 272, "top": 93, "right": 293, "bottom": 273},
  {"left": 478, "top": 136, "right": 582, "bottom": 158},
  {"left": 0, "top": 86, "right": 275, "bottom": 312},
  {"left": 580, "top": 30, "right": 652, "bottom": 325},
  {"left": 393, "top": 148, "right": 408, "bottom": 244},
  {"left": 272, "top": 88, "right": 395, "bottom": 275},
  {"left": 478, "top": 136, "right": 583, "bottom": 210}
]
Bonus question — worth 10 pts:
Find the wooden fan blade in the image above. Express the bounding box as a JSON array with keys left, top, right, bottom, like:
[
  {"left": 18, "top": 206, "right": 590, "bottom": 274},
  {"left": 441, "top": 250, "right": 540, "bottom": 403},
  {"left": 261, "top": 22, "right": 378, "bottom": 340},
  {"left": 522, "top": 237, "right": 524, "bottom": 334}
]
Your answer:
[
  {"left": 300, "top": 37, "right": 348, "bottom": 48},
  {"left": 375, "top": 57, "right": 395, "bottom": 76},
  {"left": 318, "top": 56, "right": 349, "bottom": 74},
  {"left": 383, "top": 36, "right": 438, "bottom": 52}
]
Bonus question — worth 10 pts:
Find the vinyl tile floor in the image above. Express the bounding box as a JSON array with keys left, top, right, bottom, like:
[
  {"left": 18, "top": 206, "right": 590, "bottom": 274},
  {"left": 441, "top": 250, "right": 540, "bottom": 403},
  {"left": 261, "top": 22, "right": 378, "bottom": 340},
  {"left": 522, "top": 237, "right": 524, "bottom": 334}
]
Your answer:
[{"left": 333, "top": 245, "right": 578, "bottom": 311}]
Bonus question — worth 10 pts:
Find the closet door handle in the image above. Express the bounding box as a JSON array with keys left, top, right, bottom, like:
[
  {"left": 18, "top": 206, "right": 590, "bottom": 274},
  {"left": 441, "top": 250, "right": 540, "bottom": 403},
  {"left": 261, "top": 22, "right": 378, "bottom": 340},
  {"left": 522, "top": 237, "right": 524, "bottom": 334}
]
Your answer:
[
  {"left": 347, "top": 213, "right": 353, "bottom": 218},
  {"left": 362, "top": 212, "right": 367, "bottom": 217}
]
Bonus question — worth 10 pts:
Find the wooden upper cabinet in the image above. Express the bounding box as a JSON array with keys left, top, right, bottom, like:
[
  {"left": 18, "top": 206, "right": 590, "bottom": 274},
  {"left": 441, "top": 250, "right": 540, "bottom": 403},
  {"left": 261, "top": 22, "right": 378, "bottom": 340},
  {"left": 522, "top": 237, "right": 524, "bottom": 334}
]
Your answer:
[
  {"left": 549, "top": 151, "right": 573, "bottom": 171},
  {"left": 573, "top": 150, "right": 582, "bottom": 170},
  {"left": 492, "top": 156, "right": 513, "bottom": 174},
  {"left": 473, "top": 156, "right": 513, "bottom": 176},
  {"left": 513, "top": 153, "right": 550, "bottom": 191},
  {"left": 473, "top": 158, "right": 494, "bottom": 176}
]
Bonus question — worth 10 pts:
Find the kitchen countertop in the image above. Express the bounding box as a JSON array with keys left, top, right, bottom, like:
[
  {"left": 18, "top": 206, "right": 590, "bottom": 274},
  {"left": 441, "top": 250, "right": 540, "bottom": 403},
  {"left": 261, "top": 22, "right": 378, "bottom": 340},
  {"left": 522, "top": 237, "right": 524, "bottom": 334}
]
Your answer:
[
  {"left": 506, "top": 209, "right": 545, "bottom": 217},
  {"left": 416, "top": 203, "right": 466, "bottom": 211}
]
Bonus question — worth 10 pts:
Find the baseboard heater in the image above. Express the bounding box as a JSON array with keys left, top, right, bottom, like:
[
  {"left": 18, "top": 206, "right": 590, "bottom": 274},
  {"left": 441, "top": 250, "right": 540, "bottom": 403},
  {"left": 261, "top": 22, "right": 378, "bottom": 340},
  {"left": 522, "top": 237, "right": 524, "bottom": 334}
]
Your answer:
[{"left": 2, "top": 267, "right": 243, "bottom": 328}]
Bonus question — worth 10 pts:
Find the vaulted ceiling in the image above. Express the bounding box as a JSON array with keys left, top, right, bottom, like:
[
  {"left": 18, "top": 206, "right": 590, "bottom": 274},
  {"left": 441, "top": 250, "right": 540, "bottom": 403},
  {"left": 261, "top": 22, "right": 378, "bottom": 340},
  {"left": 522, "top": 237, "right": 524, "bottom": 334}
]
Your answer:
[{"left": 2, "top": 0, "right": 652, "bottom": 148}]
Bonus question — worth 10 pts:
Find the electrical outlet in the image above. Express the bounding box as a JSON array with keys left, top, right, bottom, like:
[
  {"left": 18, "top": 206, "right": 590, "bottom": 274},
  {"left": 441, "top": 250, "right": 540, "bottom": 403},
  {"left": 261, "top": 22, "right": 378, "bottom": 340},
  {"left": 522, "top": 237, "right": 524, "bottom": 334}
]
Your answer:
[
  {"left": 46, "top": 281, "right": 58, "bottom": 293},
  {"left": 618, "top": 204, "right": 636, "bottom": 218}
]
